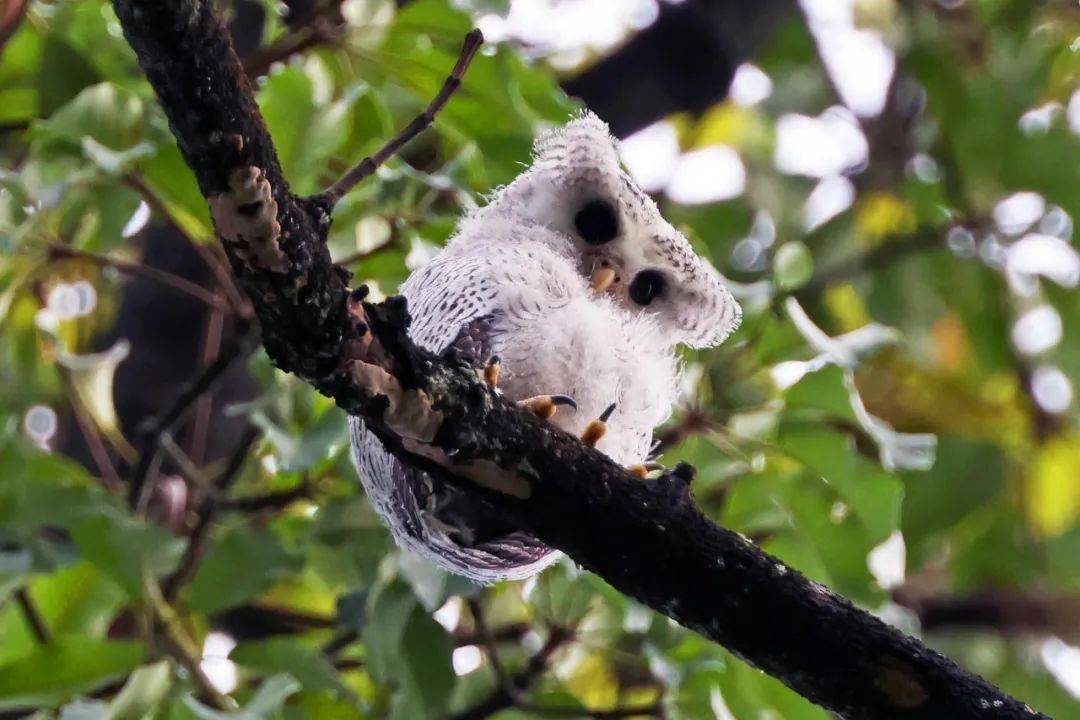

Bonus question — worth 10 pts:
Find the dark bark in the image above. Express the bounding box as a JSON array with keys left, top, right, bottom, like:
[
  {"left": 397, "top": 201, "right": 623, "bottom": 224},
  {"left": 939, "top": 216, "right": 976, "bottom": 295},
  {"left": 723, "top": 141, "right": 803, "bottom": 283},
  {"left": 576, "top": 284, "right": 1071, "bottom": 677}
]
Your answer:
[
  {"left": 111, "top": 2, "right": 1049, "bottom": 718},
  {"left": 562, "top": 0, "right": 794, "bottom": 138}
]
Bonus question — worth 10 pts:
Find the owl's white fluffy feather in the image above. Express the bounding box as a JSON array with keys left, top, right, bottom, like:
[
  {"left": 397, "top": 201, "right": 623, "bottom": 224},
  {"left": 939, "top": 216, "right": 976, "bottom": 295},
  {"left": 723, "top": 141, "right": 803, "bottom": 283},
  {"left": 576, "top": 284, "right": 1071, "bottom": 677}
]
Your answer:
[{"left": 349, "top": 112, "right": 741, "bottom": 582}]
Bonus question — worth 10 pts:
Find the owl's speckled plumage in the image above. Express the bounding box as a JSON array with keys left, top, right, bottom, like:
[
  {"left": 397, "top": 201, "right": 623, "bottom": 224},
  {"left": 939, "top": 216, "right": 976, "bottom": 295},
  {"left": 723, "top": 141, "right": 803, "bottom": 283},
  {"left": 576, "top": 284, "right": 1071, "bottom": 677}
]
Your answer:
[{"left": 350, "top": 113, "right": 741, "bottom": 582}]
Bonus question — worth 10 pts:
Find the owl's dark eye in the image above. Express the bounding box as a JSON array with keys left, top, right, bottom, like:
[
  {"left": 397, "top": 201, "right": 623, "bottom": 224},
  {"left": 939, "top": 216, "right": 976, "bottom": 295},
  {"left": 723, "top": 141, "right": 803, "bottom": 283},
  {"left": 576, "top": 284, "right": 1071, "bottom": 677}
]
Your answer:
[
  {"left": 628, "top": 269, "right": 666, "bottom": 306},
  {"left": 574, "top": 199, "right": 619, "bottom": 245}
]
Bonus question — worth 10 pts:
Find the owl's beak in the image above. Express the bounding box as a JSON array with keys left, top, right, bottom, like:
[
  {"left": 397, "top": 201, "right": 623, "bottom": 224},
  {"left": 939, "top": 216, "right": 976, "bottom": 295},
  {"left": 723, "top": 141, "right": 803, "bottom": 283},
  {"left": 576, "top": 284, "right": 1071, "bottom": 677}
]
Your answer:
[{"left": 590, "top": 266, "right": 616, "bottom": 293}]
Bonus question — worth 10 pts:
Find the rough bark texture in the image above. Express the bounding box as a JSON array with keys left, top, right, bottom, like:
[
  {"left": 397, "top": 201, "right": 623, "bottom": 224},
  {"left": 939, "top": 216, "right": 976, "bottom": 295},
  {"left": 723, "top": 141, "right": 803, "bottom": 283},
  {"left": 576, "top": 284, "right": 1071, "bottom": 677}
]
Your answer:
[{"left": 111, "top": 2, "right": 1048, "bottom": 718}]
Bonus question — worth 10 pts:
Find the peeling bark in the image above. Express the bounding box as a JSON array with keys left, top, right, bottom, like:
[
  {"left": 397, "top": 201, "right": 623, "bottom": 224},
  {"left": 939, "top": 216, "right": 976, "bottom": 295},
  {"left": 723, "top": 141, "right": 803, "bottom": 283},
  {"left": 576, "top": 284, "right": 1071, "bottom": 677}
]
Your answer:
[{"left": 111, "top": 2, "right": 1049, "bottom": 718}]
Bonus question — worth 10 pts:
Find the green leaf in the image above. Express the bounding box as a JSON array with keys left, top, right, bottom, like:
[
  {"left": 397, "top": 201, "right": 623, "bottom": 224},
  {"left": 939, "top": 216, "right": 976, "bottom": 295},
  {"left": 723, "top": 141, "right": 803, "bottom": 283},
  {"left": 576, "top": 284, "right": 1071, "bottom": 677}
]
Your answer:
[
  {"left": 183, "top": 674, "right": 300, "bottom": 720},
  {"left": 773, "top": 241, "right": 814, "bottom": 291},
  {"left": 0, "top": 563, "right": 126, "bottom": 667},
  {"left": 784, "top": 364, "right": 858, "bottom": 423},
  {"left": 106, "top": 662, "right": 172, "bottom": 720},
  {"left": 778, "top": 425, "right": 903, "bottom": 543},
  {"left": 231, "top": 638, "right": 354, "bottom": 699},
  {"left": 37, "top": 37, "right": 102, "bottom": 117},
  {"left": 900, "top": 437, "right": 1005, "bottom": 568},
  {"left": 250, "top": 406, "right": 346, "bottom": 473},
  {"left": 257, "top": 67, "right": 351, "bottom": 194},
  {"left": 35, "top": 83, "right": 146, "bottom": 152},
  {"left": 364, "top": 581, "right": 454, "bottom": 720},
  {"left": 186, "top": 522, "right": 301, "bottom": 614},
  {"left": 0, "top": 638, "right": 144, "bottom": 710},
  {"left": 138, "top": 142, "right": 213, "bottom": 239},
  {"left": 69, "top": 513, "right": 184, "bottom": 600},
  {"left": 81, "top": 138, "right": 156, "bottom": 176}
]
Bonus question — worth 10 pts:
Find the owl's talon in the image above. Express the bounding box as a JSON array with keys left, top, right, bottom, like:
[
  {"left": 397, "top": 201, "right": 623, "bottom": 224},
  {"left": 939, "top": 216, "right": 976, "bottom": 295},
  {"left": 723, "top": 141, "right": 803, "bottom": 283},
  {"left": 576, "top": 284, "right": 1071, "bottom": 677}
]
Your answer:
[
  {"left": 484, "top": 356, "right": 501, "bottom": 388},
  {"left": 582, "top": 402, "right": 616, "bottom": 447},
  {"left": 518, "top": 394, "right": 577, "bottom": 421},
  {"left": 627, "top": 460, "right": 664, "bottom": 478}
]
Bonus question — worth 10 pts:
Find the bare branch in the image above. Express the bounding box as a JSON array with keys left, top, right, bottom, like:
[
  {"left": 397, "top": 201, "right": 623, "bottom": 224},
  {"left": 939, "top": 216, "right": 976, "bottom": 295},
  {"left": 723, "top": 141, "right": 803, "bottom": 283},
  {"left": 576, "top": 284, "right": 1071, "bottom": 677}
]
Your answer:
[
  {"left": 219, "top": 478, "right": 314, "bottom": 512},
  {"left": 162, "top": 426, "right": 260, "bottom": 600},
  {"left": 244, "top": 12, "right": 342, "bottom": 80},
  {"left": 47, "top": 244, "right": 232, "bottom": 313},
  {"left": 467, "top": 598, "right": 512, "bottom": 695},
  {"left": 316, "top": 28, "right": 484, "bottom": 208},
  {"left": 58, "top": 367, "right": 125, "bottom": 495},
  {"left": 144, "top": 579, "right": 233, "bottom": 710},
  {"left": 516, "top": 702, "right": 663, "bottom": 719},
  {"left": 130, "top": 323, "right": 255, "bottom": 510},
  {"left": 449, "top": 626, "right": 574, "bottom": 720}
]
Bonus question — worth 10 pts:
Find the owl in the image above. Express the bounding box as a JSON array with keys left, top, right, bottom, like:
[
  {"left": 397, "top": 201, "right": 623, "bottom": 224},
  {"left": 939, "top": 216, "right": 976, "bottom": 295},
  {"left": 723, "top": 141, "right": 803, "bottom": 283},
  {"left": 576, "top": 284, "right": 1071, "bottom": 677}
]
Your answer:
[{"left": 349, "top": 112, "right": 741, "bottom": 582}]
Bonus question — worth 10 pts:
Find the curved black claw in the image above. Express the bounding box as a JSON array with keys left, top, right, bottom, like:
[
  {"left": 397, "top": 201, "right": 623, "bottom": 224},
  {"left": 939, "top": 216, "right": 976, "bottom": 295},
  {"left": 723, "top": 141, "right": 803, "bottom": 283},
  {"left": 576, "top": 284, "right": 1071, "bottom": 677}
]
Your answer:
[
  {"left": 549, "top": 394, "right": 577, "bottom": 410},
  {"left": 519, "top": 393, "right": 578, "bottom": 421},
  {"left": 583, "top": 402, "right": 617, "bottom": 447}
]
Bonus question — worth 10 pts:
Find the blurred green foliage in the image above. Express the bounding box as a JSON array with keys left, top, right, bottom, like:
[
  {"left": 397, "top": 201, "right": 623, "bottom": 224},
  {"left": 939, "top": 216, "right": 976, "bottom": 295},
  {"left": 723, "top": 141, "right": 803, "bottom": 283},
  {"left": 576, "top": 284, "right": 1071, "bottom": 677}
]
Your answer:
[{"left": 1, "top": 0, "right": 1078, "bottom": 718}]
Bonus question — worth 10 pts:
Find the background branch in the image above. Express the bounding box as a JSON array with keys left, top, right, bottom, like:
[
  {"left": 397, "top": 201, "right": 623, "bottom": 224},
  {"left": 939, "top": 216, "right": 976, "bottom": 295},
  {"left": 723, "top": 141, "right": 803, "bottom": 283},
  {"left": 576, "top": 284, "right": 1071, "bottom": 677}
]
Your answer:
[{"left": 562, "top": 0, "right": 793, "bottom": 138}]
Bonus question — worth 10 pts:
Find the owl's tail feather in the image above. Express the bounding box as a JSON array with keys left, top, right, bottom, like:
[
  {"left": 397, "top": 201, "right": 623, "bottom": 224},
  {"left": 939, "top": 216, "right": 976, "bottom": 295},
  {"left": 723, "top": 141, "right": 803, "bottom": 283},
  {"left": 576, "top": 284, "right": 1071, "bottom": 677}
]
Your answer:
[{"left": 349, "top": 417, "right": 561, "bottom": 584}]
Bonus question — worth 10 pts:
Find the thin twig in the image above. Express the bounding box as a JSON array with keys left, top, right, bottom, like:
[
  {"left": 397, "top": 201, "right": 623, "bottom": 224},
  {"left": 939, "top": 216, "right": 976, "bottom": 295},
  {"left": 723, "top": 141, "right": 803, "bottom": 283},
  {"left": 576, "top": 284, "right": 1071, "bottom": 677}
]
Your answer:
[
  {"left": 189, "top": 241, "right": 252, "bottom": 319},
  {"left": 516, "top": 703, "right": 663, "bottom": 719},
  {"left": 144, "top": 579, "right": 233, "bottom": 710},
  {"left": 47, "top": 244, "right": 231, "bottom": 312},
  {"left": 316, "top": 29, "right": 484, "bottom": 207},
  {"left": 129, "top": 324, "right": 254, "bottom": 510},
  {"left": 122, "top": 174, "right": 253, "bottom": 317},
  {"left": 14, "top": 587, "right": 50, "bottom": 644},
  {"left": 214, "top": 424, "right": 262, "bottom": 490},
  {"left": 162, "top": 426, "right": 260, "bottom": 600},
  {"left": 58, "top": 368, "right": 126, "bottom": 495},
  {"left": 333, "top": 231, "right": 405, "bottom": 268},
  {"left": 467, "top": 598, "right": 511, "bottom": 694},
  {"left": 322, "top": 629, "right": 359, "bottom": 657},
  {"left": 160, "top": 433, "right": 223, "bottom": 501},
  {"left": 454, "top": 622, "right": 531, "bottom": 648},
  {"left": 244, "top": 14, "right": 341, "bottom": 79},
  {"left": 189, "top": 305, "right": 226, "bottom": 466},
  {"left": 448, "top": 626, "right": 573, "bottom": 720},
  {"left": 219, "top": 479, "right": 314, "bottom": 512}
]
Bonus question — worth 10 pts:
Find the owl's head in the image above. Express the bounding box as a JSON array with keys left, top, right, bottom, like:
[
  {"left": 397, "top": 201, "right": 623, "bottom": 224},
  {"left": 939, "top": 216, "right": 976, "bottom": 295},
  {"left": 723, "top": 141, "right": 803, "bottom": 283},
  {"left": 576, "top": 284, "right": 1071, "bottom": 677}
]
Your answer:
[{"left": 485, "top": 112, "right": 741, "bottom": 348}]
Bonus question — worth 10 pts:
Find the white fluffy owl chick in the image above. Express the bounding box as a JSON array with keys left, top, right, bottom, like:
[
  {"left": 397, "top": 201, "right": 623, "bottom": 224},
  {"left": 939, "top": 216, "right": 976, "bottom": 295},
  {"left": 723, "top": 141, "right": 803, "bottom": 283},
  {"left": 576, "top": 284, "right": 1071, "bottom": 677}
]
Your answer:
[{"left": 349, "top": 112, "right": 741, "bottom": 582}]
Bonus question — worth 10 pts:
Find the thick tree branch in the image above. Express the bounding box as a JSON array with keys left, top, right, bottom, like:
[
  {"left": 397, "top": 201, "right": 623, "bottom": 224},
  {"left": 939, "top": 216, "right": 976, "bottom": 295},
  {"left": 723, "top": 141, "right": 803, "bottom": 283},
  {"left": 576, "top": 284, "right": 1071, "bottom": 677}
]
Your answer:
[{"left": 112, "top": 2, "right": 1047, "bottom": 718}]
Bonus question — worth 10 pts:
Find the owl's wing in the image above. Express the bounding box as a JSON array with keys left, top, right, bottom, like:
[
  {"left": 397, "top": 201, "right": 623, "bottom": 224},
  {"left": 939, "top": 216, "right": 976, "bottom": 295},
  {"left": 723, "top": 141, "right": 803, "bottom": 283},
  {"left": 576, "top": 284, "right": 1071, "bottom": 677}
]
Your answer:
[
  {"left": 349, "top": 250, "right": 561, "bottom": 583},
  {"left": 400, "top": 253, "right": 500, "bottom": 356}
]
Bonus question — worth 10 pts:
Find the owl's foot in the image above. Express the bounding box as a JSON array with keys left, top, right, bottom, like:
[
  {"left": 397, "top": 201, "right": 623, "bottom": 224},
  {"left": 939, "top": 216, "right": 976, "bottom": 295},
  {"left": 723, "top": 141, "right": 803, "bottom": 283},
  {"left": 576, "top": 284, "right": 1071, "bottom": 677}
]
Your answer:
[
  {"left": 483, "top": 356, "right": 501, "bottom": 388},
  {"left": 627, "top": 461, "right": 664, "bottom": 478},
  {"left": 582, "top": 402, "right": 617, "bottom": 447},
  {"left": 518, "top": 394, "right": 577, "bottom": 421}
]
